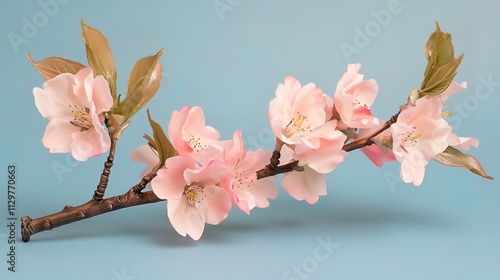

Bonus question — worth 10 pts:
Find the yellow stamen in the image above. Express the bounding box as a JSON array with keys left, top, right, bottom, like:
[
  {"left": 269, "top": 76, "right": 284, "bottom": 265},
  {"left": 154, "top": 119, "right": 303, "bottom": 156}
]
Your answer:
[
  {"left": 184, "top": 184, "right": 204, "bottom": 205},
  {"left": 284, "top": 113, "right": 309, "bottom": 137},
  {"left": 441, "top": 111, "right": 452, "bottom": 118},
  {"left": 403, "top": 133, "right": 422, "bottom": 144},
  {"left": 69, "top": 105, "right": 93, "bottom": 131}
]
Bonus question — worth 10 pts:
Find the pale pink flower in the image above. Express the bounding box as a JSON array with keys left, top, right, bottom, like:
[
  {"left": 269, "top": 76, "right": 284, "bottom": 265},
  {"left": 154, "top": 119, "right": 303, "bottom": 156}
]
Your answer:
[
  {"left": 33, "top": 67, "right": 112, "bottom": 161},
  {"left": 269, "top": 76, "right": 347, "bottom": 203},
  {"left": 221, "top": 130, "right": 278, "bottom": 214},
  {"left": 333, "top": 63, "right": 379, "bottom": 129},
  {"left": 268, "top": 76, "right": 347, "bottom": 170},
  {"left": 168, "top": 106, "right": 220, "bottom": 163},
  {"left": 391, "top": 97, "right": 452, "bottom": 186},
  {"left": 269, "top": 76, "right": 339, "bottom": 150},
  {"left": 151, "top": 155, "right": 232, "bottom": 240}
]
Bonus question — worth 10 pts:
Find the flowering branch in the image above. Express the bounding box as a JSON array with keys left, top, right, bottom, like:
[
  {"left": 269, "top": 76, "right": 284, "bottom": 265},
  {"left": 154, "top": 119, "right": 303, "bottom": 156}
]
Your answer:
[{"left": 22, "top": 21, "right": 493, "bottom": 242}]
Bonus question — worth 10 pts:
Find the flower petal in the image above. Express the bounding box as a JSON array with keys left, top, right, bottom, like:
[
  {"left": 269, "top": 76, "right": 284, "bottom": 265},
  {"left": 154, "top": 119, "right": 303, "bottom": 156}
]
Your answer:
[
  {"left": 130, "top": 145, "right": 159, "bottom": 182},
  {"left": 70, "top": 124, "right": 110, "bottom": 161},
  {"left": 42, "top": 119, "right": 77, "bottom": 153},
  {"left": 167, "top": 198, "right": 205, "bottom": 240},
  {"left": 439, "top": 81, "right": 467, "bottom": 102},
  {"left": 34, "top": 73, "right": 80, "bottom": 120},
  {"left": 152, "top": 155, "right": 197, "bottom": 200},
  {"left": 184, "top": 159, "right": 232, "bottom": 187},
  {"left": 281, "top": 166, "right": 326, "bottom": 204},
  {"left": 197, "top": 184, "right": 232, "bottom": 225},
  {"left": 447, "top": 133, "right": 479, "bottom": 151},
  {"left": 400, "top": 153, "right": 428, "bottom": 186}
]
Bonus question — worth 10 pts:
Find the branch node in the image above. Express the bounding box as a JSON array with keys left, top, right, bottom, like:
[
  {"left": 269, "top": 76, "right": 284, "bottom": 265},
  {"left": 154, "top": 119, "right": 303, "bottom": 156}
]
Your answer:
[
  {"left": 21, "top": 216, "right": 33, "bottom": 242},
  {"left": 63, "top": 205, "right": 74, "bottom": 210}
]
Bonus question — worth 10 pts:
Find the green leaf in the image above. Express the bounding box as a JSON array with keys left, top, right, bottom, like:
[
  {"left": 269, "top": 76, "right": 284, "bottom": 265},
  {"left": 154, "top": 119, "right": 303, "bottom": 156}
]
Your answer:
[
  {"left": 28, "top": 52, "right": 86, "bottom": 80},
  {"left": 81, "top": 20, "right": 118, "bottom": 107},
  {"left": 119, "top": 49, "right": 164, "bottom": 121},
  {"left": 433, "top": 146, "right": 494, "bottom": 180},
  {"left": 419, "top": 22, "right": 463, "bottom": 97},
  {"left": 420, "top": 54, "right": 463, "bottom": 96},
  {"left": 147, "top": 109, "right": 176, "bottom": 168}
]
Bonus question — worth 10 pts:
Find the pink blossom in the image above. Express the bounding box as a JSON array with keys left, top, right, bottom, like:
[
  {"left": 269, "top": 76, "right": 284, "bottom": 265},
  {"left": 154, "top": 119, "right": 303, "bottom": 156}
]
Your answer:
[
  {"left": 391, "top": 97, "right": 452, "bottom": 186},
  {"left": 333, "top": 63, "right": 379, "bottom": 129},
  {"left": 269, "top": 76, "right": 347, "bottom": 203},
  {"left": 221, "top": 131, "right": 278, "bottom": 214},
  {"left": 33, "top": 67, "right": 112, "bottom": 161},
  {"left": 151, "top": 155, "right": 232, "bottom": 240},
  {"left": 168, "top": 106, "right": 220, "bottom": 163},
  {"left": 268, "top": 76, "right": 347, "bottom": 171},
  {"left": 269, "top": 76, "right": 339, "bottom": 149}
]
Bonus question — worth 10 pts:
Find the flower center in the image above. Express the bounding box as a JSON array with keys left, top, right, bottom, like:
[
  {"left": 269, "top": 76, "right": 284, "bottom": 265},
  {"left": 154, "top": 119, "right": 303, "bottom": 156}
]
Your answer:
[
  {"left": 232, "top": 170, "right": 255, "bottom": 191},
  {"left": 187, "top": 133, "right": 208, "bottom": 152},
  {"left": 353, "top": 94, "right": 368, "bottom": 108},
  {"left": 400, "top": 126, "right": 422, "bottom": 152},
  {"left": 69, "top": 105, "right": 93, "bottom": 131},
  {"left": 284, "top": 112, "right": 310, "bottom": 138},
  {"left": 184, "top": 183, "right": 205, "bottom": 205}
]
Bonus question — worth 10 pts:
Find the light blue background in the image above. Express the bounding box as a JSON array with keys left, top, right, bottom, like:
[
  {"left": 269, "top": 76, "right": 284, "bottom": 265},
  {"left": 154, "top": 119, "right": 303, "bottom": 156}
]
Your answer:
[{"left": 1, "top": 0, "right": 499, "bottom": 279}]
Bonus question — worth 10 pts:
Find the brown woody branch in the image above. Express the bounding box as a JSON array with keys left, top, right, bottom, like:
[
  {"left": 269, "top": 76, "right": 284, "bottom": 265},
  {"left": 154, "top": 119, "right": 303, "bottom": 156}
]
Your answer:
[
  {"left": 342, "top": 110, "right": 401, "bottom": 152},
  {"left": 92, "top": 137, "right": 117, "bottom": 201},
  {"left": 21, "top": 188, "right": 162, "bottom": 242},
  {"left": 21, "top": 109, "right": 403, "bottom": 242}
]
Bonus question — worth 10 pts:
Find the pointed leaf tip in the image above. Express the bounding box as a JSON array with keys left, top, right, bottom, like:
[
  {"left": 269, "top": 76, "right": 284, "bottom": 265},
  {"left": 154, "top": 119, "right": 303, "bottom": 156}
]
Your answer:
[
  {"left": 28, "top": 52, "right": 86, "bottom": 80},
  {"left": 419, "top": 23, "right": 464, "bottom": 98},
  {"left": 81, "top": 20, "right": 118, "bottom": 106},
  {"left": 434, "top": 146, "right": 494, "bottom": 180},
  {"left": 119, "top": 49, "right": 164, "bottom": 121}
]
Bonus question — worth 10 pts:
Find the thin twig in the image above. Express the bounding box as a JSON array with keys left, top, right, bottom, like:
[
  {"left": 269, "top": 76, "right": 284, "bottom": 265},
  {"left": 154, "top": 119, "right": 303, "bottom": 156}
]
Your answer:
[
  {"left": 92, "top": 137, "right": 117, "bottom": 201},
  {"left": 342, "top": 110, "right": 401, "bottom": 152}
]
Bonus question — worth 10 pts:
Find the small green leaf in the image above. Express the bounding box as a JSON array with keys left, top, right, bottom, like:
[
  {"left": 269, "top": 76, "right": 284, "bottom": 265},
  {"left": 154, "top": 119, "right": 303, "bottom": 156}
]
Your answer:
[
  {"left": 81, "top": 20, "right": 118, "bottom": 107},
  {"left": 419, "top": 23, "right": 463, "bottom": 98},
  {"left": 28, "top": 52, "right": 86, "bottom": 80},
  {"left": 119, "top": 49, "right": 164, "bottom": 121},
  {"left": 420, "top": 54, "right": 463, "bottom": 96},
  {"left": 434, "top": 146, "right": 494, "bottom": 180},
  {"left": 147, "top": 109, "right": 176, "bottom": 167}
]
